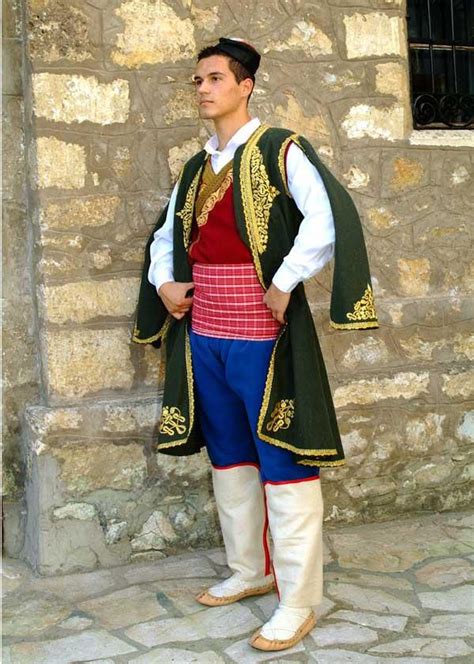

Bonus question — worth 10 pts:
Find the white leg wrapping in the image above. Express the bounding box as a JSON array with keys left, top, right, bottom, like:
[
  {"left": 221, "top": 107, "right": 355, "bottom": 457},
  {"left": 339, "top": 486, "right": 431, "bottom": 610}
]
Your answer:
[
  {"left": 265, "top": 478, "right": 324, "bottom": 608},
  {"left": 212, "top": 464, "right": 272, "bottom": 583}
]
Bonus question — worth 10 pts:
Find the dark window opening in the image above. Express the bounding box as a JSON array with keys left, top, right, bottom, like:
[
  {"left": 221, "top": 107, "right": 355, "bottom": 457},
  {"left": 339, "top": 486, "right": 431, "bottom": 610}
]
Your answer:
[{"left": 407, "top": 0, "right": 474, "bottom": 129}]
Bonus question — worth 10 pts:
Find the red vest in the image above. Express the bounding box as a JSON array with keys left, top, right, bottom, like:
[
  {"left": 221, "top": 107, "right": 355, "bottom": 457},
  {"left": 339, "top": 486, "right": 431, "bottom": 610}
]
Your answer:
[{"left": 188, "top": 164, "right": 252, "bottom": 264}]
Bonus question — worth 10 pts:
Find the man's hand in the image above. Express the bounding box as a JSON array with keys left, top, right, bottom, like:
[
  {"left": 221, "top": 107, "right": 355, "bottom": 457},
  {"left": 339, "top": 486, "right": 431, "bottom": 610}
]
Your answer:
[
  {"left": 158, "top": 281, "right": 194, "bottom": 320},
  {"left": 263, "top": 283, "right": 290, "bottom": 324}
]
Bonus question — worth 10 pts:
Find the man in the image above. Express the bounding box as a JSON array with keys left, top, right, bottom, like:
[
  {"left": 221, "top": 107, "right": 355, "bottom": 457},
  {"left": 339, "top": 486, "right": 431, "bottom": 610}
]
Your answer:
[{"left": 132, "top": 37, "right": 378, "bottom": 651}]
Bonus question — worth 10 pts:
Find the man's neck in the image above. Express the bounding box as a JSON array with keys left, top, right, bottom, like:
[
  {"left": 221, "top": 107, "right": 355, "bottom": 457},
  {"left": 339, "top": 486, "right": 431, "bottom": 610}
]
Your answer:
[{"left": 213, "top": 112, "right": 252, "bottom": 151}]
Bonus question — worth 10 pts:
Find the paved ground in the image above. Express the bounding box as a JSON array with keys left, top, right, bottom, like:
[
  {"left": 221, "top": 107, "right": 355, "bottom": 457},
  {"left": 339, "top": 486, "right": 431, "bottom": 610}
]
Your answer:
[{"left": 2, "top": 509, "right": 473, "bottom": 663}]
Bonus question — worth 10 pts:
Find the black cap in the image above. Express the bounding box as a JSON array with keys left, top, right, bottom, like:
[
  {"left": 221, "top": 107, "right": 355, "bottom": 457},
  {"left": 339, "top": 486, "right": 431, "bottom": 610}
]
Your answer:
[{"left": 214, "top": 37, "right": 261, "bottom": 76}]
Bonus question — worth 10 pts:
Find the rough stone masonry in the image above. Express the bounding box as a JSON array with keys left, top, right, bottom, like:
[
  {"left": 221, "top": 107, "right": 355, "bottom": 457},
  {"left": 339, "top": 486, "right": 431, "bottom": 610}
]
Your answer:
[{"left": 2, "top": 0, "right": 473, "bottom": 574}]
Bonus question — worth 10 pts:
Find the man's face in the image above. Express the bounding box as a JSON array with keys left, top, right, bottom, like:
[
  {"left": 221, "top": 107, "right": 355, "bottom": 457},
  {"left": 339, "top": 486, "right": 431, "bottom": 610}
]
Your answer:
[{"left": 192, "top": 55, "right": 252, "bottom": 120}]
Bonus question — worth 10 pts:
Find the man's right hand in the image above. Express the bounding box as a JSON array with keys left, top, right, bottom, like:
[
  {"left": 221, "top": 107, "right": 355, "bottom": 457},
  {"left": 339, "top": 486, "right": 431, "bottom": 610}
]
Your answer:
[{"left": 158, "top": 281, "right": 194, "bottom": 320}]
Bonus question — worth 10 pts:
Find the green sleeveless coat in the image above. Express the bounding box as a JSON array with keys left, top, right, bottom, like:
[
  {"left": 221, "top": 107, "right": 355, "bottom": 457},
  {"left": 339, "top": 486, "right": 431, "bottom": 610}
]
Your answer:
[{"left": 132, "top": 124, "right": 378, "bottom": 468}]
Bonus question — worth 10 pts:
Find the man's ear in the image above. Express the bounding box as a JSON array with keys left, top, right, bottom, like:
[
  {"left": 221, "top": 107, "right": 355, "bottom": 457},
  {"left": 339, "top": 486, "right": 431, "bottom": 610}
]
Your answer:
[{"left": 241, "top": 77, "right": 254, "bottom": 100}]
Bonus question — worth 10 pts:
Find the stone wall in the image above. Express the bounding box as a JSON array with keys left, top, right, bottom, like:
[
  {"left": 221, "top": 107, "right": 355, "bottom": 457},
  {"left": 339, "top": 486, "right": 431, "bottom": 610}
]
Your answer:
[{"left": 3, "top": 0, "right": 473, "bottom": 574}]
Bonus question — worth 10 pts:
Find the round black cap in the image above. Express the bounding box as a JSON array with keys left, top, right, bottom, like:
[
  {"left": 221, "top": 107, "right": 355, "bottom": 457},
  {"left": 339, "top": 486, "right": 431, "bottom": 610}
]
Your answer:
[{"left": 215, "top": 37, "right": 261, "bottom": 76}]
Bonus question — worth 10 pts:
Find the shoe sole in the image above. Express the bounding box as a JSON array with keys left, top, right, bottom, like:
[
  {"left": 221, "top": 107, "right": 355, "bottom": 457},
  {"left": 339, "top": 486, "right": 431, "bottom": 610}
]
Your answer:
[
  {"left": 249, "top": 611, "right": 317, "bottom": 651},
  {"left": 195, "top": 582, "right": 275, "bottom": 607}
]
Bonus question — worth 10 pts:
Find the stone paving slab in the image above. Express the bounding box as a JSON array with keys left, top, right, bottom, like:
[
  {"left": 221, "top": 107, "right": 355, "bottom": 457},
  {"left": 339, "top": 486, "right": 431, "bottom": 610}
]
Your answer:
[{"left": 2, "top": 509, "right": 474, "bottom": 663}]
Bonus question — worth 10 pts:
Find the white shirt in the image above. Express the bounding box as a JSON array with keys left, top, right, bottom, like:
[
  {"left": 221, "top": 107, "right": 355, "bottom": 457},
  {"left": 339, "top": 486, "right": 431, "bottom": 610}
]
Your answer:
[{"left": 148, "top": 117, "right": 335, "bottom": 293}]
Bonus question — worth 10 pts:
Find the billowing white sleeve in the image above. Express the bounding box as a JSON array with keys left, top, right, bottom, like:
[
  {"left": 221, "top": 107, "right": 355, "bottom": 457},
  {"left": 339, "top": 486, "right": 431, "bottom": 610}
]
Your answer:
[
  {"left": 272, "top": 142, "right": 335, "bottom": 293},
  {"left": 147, "top": 182, "right": 178, "bottom": 290}
]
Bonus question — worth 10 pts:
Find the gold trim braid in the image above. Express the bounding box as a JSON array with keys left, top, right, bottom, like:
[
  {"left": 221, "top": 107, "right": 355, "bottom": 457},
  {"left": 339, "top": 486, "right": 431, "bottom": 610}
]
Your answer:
[
  {"left": 176, "top": 167, "right": 204, "bottom": 249},
  {"left": 132, "top": 315, "right": 172, "bottom": 344},
  {"left": 298, "top": 458, "right": 346, "bottom": 468},
  {"left": 195, "top": 162, "right": 233, "bottom": 228},
  {"left": 239, "top": 123, "right": 272, "bottom": 287},
  {"left": 277, "top": 134, "right": 299, "bottom": 197},
  {"left": 330, "top": 319, "right": 379, "bottom": 330}
]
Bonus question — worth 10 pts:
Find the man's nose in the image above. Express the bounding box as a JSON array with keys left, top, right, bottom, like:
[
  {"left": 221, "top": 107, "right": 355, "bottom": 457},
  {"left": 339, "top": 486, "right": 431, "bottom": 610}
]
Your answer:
[{"left": 198, "top": 80, "right": 211, "bottom": 95}]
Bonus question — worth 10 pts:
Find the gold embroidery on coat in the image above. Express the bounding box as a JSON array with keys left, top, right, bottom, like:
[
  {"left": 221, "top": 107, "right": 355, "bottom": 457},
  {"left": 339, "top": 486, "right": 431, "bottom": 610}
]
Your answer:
[
  {"left": 157, "top": 326, "right": 195, "bottom": 451},
  {"left": 176, "top": 167, "right": 203, "bottom": 249},
  {"left": 159, "top": 406, "right": 186, "bottom": 436},
  {"left": 256, "top": 325, "right": 340, "bottom": 457},
  {"left": 249, "top": 146, "right": 279, "bottom": 253},
  {"left": 346, "top": 283, "right": 377, "bottom": 322},
  {"left": 239, "top": 123, "right": 271, "bottom": 287},
  {"left": 266, "top": 399, "right": 295, "bottom": 432}
]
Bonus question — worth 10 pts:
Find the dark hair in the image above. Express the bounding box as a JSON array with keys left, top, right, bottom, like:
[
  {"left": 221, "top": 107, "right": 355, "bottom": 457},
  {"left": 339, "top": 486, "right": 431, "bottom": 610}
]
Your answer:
[{"left": 196, "top": 45, "right": 255, "bottom": 103}]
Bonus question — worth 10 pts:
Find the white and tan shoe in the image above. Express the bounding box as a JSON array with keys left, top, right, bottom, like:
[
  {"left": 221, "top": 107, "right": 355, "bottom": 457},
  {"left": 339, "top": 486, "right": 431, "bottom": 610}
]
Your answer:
[
  {"left": 249, "top": 605, "right": 316, "bottom": 651},
  {"left": 196, "top": 572, "right": 274, "bottom": 606}
]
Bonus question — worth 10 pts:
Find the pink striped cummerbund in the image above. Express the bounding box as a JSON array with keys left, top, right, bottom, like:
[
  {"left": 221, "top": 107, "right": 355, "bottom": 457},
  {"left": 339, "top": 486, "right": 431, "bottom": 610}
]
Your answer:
[{"left": 191, "top": 263, "right": 282, "bottom": 340}]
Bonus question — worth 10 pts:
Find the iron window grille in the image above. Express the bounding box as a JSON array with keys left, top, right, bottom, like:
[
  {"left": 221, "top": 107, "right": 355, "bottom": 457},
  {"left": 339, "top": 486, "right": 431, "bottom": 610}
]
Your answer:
[{"left": 407, "top": 0, "right": 474, "bottom": 129}]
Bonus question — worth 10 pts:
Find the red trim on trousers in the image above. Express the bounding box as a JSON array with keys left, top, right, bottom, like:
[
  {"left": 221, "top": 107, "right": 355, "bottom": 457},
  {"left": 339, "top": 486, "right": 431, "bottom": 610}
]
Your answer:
[
  {"left": 263, "top": 489, "right": 280, "bottom": 599},
  {"left": 211, "top": 462, "right": 260, "bottom": 471},
  {"left": 262, "top": 490, "right": 272, "bottom": 577},
  {"left": 263, "top": 476, "right": 320, "bottom": 486}
]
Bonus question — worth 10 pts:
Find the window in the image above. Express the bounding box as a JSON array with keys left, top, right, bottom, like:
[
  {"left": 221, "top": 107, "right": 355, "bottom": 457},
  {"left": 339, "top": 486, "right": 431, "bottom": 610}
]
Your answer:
[{"left": 407, "top": 0, "right": 474, "bottom": 129}]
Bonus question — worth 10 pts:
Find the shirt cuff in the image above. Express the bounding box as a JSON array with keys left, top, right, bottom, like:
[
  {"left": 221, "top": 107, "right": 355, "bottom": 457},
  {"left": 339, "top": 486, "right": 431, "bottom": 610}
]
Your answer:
[
  {"left": 272, "top": 262, "right": 301, "bottom": 293},
  {"left": 148, "top": 264, "right": 174, "bottom": 292}
]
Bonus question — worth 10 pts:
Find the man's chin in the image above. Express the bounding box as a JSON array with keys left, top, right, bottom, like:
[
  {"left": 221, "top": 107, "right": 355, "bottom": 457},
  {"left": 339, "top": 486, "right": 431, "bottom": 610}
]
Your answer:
[{"left": 199, "top": 109, "right": 216, "bottom": 120}]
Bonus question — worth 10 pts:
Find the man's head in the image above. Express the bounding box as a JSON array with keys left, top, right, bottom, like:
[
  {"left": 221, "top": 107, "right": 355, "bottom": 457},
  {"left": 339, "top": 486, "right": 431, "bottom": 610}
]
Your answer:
[{"left": 193, "top": 38, "right": 261, "bottom": 120}]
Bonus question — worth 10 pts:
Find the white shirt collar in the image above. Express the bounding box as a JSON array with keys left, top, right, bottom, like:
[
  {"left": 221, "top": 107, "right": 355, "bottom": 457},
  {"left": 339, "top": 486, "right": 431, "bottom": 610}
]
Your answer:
[{"left": 204, "top": 117, "right": 261, "bottom": 156}]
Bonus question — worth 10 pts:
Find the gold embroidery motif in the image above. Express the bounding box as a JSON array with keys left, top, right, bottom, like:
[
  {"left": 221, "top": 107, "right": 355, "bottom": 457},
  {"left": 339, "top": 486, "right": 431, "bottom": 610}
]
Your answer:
[
  {"left": 346, "top": 283, "right": 377, "bottom": 322},
  {"left": 249, "top": 146, "right": 279, "bottom": 253},
  {"left": 157, "top": 326, "right": 195, "bottom": 450},
  {"left": 176, "top": 167, "right": 203, "bottom": 249},
  {"left": 159, "top": 406, "right": 186, "bottom": 436},
  {"left": 266, "top": 399, "right": 295, "bottom": 432}
]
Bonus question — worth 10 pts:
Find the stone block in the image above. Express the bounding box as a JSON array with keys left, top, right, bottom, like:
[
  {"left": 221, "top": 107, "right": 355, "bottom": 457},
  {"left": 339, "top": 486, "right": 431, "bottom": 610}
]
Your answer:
[
  {"left": 264, "top": 19, "right": 334, "bottom": 58},
  {"left": 44, "top": 328, "right": 133, "bottom": 399},
  {"left": 375, "top": 61, "right": 408, "bottom": 100},
  {"left": 39, "top": 195, "right": 121, "bottom": 230},
  {"left": 343, "top": 12, "right": 406, "bottom": 59},
  {"left": 333, "top": 371, "right": 430, "bottom": 408},
  {"left": 110, "top": 0, "right": 195, "bottom": 68},
  {"left": 32, "top": 74, "right": 130, "bottom": 125},
  {"left": 36, "top": 136, "right": 87, "bottom": 189},
  {"left": 397, "top": 257, "right": 431, "bottom": 296},
  {"left": 272, "top": 92, "right": 331, "bottom": 143},
  {"left": 27, "top": 0, "right": 96, "bottom": 63},
  {"left": 341, "top": 102, "right": 406, "bottom": 142},
  {"left": 40, "top": 278, "right": 140, "bottom": 324}
]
